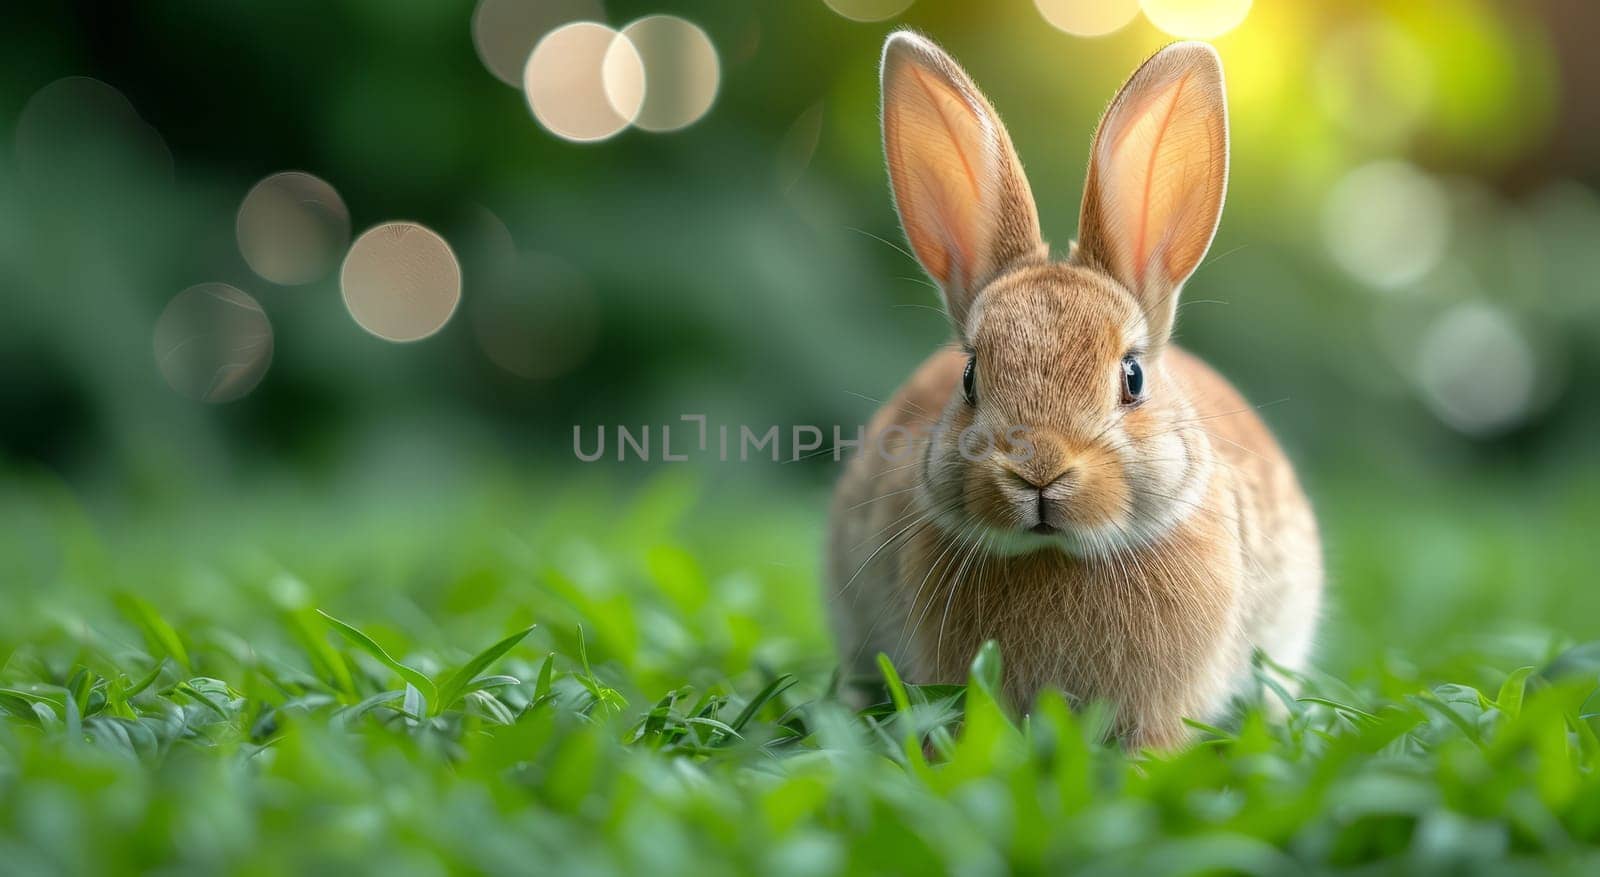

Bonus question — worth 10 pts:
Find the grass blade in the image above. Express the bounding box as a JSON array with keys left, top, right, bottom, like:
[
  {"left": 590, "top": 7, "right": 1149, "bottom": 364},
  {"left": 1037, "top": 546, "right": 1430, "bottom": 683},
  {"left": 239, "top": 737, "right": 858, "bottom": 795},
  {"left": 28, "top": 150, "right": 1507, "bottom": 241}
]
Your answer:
[
  {"left": 876, "top": 653, "right": 911, "bottom": 715},
  {"left": 1496, "top": 666, "right": 1535, "bottom": 718},
  {"left": 684, "top": 716, "right": 742, "bottom": 743},
  {"left": 729, "top": 674, "right": 798, "bottom": 733},
  {"left": 433, "top": 625, "right": 535, "bottom": 716},
  {"left": 316, "top": 610, "right": 436, "bottom": 702},
  {"left": 969, "top": 640, "right": 1003, "bottom": 703},
  {"left": 124, "top": 659, "right": 167, "bottom": 700},
  {"left": 400, "top": 683, "right": 426, "bottom": 724},
  {"left": 115, "top": 594, "right": 192, "bottom": 674},
  {"left": 875, "top": 653, "right": 929, "bottom": 766},
  {"left": 460, "top": 675, "right": 522, "bottom": 695},
  {"left": 175, "top": 680, "right": 231, "bottom": 720},
  {"left": 534, "top": 653, "right": 555, "bottom": 702},
  {"left": 288, "top": 609, "right": 356, "bottom": 699},
  {"left": 63, "top": 690, "right": 82, "bottom": 742},
  {"left": 0, "top": 692, "right": 42, "bottom": 727},
  {"left": 1297, "top": 697, "right": 1379, "bottom": 723},
  {"left": 334, "top": 689, "right": 406, "bottom": 726},
  {"left": 466, "top": 690, "right": 517, "bottom": 725},
  {"left": 0, "top": 688, "right": 60, "bottom": 707}
]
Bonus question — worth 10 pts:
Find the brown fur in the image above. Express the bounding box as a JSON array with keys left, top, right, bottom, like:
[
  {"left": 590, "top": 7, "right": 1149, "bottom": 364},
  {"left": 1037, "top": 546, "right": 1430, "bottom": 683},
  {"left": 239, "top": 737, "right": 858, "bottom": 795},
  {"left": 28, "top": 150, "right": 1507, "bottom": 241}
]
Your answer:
[{"left": 827, "top": 34, "right": 1322, "bottom": 750}]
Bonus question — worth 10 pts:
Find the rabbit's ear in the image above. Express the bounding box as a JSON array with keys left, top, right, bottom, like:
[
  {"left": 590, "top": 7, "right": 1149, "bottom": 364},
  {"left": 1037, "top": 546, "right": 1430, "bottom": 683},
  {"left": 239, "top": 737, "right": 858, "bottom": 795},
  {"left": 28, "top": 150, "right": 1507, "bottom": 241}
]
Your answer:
[
  {"left": 881, "top": 31, "right": 1045, "bottom": 334},
  {"left": 1075, "top": 42, "right": 1228, "bottom": 346}
]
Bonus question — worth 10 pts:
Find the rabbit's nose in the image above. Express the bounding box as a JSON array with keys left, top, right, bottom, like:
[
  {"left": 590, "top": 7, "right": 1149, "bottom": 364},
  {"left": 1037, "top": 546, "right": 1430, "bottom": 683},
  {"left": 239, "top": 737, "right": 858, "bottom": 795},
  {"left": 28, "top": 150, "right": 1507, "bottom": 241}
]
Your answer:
[
  {"left": 1010, "top": 464, "right": 1078, "bottom": 492},
  {"left": 1004, "top": 465, "right": 1080, "bottom": 532},
  {"left": 1040, "top": 466, "right": 1079, "bottom": 499}
]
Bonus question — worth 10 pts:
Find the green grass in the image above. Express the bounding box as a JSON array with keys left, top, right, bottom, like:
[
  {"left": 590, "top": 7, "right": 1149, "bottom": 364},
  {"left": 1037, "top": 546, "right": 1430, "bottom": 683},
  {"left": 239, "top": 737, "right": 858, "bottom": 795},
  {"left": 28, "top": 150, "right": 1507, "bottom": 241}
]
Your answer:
[{"left": 3, "top": 466, "right": 1600, "bottom": 875}]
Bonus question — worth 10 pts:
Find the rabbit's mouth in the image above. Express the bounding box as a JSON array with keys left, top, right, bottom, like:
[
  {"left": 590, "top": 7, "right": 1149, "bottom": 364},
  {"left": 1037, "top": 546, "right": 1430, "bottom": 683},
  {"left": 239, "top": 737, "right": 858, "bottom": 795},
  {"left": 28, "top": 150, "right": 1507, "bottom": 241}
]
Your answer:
[{"left": 983, "top": 521, "right": 1100, "bottom": 559}]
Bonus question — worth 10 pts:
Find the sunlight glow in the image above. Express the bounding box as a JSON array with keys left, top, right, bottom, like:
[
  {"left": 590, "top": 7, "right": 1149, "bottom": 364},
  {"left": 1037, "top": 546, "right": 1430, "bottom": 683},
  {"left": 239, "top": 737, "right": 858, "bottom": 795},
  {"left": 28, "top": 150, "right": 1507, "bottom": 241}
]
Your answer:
[
  {"left": 822, "top": 0, "right": 915, "bottom": 23},
  {"left": 1140, "top": 0, "right": 1252, "bottom": 40},
  {"left": 1315, "top": 20, "right": 1433, "bottom": 148},
  {"left": 1035, "top": 0, "right": 1141, "bottom": 38},
  {"left": 1322, "top": 161, "right": 1451, "bottom": 291}
]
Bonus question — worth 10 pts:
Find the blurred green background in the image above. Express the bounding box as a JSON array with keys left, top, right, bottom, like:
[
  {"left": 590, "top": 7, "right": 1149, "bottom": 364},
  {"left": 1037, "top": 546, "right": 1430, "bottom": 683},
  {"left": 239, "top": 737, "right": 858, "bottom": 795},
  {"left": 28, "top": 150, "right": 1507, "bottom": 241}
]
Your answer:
[{"left": 3, "top": 0, "right": 1600, "bottom": 677}]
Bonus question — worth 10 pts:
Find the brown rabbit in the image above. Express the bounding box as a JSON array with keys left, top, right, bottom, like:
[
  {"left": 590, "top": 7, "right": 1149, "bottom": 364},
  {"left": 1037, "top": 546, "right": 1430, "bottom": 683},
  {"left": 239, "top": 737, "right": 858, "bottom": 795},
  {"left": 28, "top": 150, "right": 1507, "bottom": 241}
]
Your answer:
[{"left": 827, "top": 32, "right": 1322, "bottom": 749}]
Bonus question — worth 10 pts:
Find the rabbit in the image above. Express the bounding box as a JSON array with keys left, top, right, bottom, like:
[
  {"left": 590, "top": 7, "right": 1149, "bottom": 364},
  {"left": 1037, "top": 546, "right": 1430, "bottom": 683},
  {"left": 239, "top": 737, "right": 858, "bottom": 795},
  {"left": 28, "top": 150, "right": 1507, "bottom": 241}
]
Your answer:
[{"left": 826, "top": 32, "right": 1323, "bottom": 750}]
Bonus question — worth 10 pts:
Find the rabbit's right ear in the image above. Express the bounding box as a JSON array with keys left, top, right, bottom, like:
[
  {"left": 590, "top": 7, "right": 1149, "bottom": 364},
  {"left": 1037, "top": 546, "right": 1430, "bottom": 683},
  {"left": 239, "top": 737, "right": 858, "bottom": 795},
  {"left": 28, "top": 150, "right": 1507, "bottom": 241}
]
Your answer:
[
  {"left": 1074, "top": 42, "right": 1229, "bottom": 347},
  {"left": 881, "top": 32, "right": 1045, "bottom": 335}
]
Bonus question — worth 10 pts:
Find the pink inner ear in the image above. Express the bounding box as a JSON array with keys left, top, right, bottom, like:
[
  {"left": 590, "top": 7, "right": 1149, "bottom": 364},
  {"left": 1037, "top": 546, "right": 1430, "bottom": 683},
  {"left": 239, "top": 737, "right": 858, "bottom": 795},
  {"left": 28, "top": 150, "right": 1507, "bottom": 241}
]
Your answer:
[
  {"left": 1101, "top": 71, "right": 1195, "bottom": 289},
  {"left": 1125, "top": 74, "right": 1191, "bottom": 286},
  {"left": 880, "top": 33, "right": 1045, "bottom": 327},
  {"left": 884, "top": 105, "right": 944, "bottom": 283},
  {"left": 886, "top": 64, "right": 989, "bottom": 292},
  {"left": 907, "top": 66, "right": 983, "bottom": 205}
]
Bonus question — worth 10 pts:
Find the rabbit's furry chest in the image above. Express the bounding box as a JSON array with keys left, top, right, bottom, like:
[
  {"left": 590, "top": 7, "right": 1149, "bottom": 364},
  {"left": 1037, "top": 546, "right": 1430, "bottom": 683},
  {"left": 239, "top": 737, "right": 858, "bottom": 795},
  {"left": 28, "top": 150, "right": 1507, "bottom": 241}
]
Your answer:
[{"left": 894, "top": 483, "right": 1250, "bottom": 734}]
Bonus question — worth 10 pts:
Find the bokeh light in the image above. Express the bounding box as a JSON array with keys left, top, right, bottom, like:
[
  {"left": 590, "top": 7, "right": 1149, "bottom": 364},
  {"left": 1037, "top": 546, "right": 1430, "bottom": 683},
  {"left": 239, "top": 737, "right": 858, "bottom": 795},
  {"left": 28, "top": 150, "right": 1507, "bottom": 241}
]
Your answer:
[
  {"left": 1321, "top": 161, "right": 1451, "bottom": 291},
  {"left": 1391, "top": 0, "right": 1555, "bottom": 168},
  {"left": 1140, "top": 0, "right": 1252, "bottom": 39},
  {"left": 727, "top": 7, "right": 762, "bottom": 68},
  {"left": 524, "top": 22, "right": 644, "bottom": 142},
  {"left": 341, "top": 222, "right": 462, "bottom": 342},
  {"left": 1035, "top": 0, "right": 1141, "bottom": 38},
  {"left": 1415, "top": 302, "right": 1541, "bottom": 437},
  {"left": 1528, "top": 183, "right": 1600, "bottom": 321},
  {"left": 236, "top": 172, "right": 350, "bottom": 286},
  {"left": 1207, "top": 0, "right": 1304, "bottom": 111},
  {"left": 822, "top": 0, "right": 915, "bottom": 23},
  {"left": 152, "top": 283, "right": 273, "bottom": 403},
  {"left": 462, "top": 204, "right": 519, "bottom": 270},
  {"left": 1315, "top": 19, "right": 1433, "bottom": 148},
  {"left": 618, "top": 16, "right": 720, "bottom": 133},
  {"left": 471, "top": 0, "right": 606, "bottom": 88},
  {"left": 777, "top": 103, "right": 825, "bottom": 193},
  {"left": 14, "top": 76, "right": 172, "bottom": 191},
  {"left": 472, "top": 253, "right": 599, "bottom": 381}
]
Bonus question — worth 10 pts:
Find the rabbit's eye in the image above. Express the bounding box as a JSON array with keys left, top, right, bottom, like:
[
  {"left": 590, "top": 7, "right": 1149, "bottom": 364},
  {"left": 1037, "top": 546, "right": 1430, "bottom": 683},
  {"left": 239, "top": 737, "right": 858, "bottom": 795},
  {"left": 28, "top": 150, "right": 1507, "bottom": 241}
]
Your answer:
[
  {"left": 1120, "top": 355, "right": 1146, "bottom": 405},
  {"left": 962, "top": 355, "right": 978, "bottom": 406}
]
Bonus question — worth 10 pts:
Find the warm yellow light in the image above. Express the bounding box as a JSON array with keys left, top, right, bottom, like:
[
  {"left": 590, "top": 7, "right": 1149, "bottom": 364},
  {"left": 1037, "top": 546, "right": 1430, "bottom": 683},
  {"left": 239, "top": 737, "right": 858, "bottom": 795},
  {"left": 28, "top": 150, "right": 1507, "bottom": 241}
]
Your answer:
[
  {"left": 1315, "top": 20, "right": 1433, "bottom": 148},
  {"left": 1321, "top": 161, "right": 1451, "bottom": 291},
  {"left": 1035, "top": 0, "right": 1141, "bottom": 38},
  {"left": 822, "top": 0, "right": 915, "bottom": 24},
  {"left": 1140, "top": 0, "right": 1252, "bottom": 40}
]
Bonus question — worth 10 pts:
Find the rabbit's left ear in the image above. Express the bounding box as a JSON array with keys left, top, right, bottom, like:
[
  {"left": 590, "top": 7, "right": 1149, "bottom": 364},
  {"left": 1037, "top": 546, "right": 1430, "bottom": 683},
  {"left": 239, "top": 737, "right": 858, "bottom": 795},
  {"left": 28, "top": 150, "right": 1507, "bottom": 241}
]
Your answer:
[
  {"left": 1075, "top": 42, "right": 1229, "bottom": 346},
  {"left": 881, "top": 31, "right": 1046, "bottom": 335}
]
